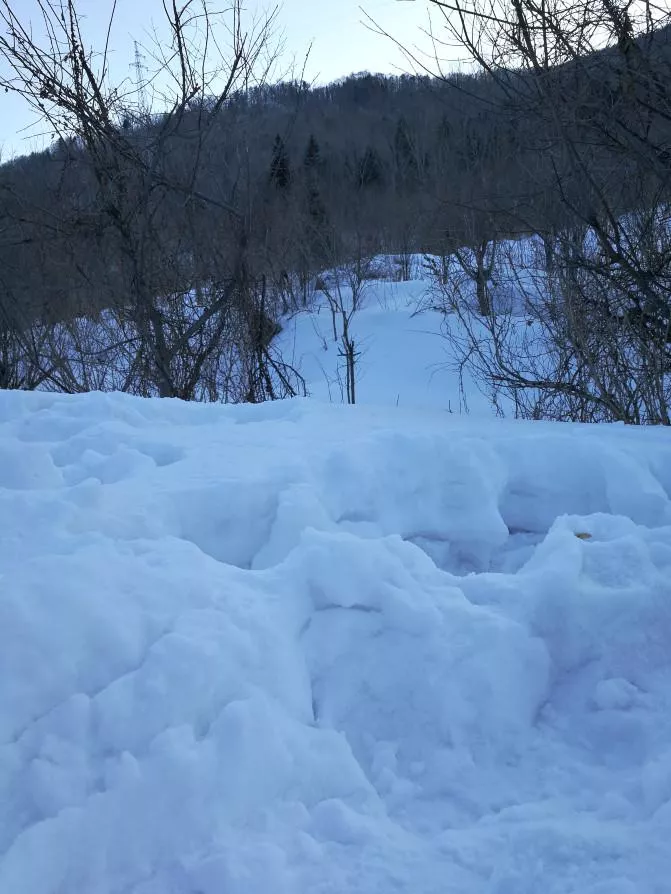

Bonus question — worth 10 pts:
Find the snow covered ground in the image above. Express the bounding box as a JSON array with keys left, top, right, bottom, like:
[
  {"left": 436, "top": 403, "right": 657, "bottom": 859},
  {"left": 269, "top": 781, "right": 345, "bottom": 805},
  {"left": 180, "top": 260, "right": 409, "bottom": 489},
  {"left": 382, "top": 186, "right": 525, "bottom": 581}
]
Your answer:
[
  {"left": 2, "top": 382, "right": 671, "bottom": 893},
  {"left": 279, "top": 276, "right": 496, "bottom": 415}
]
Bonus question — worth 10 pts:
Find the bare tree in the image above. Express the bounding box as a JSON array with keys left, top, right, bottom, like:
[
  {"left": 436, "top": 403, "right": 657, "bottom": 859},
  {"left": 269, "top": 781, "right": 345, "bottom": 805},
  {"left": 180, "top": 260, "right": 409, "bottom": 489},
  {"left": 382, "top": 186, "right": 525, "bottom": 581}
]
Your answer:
[
  {"left": 0, "top": 0, "right": 304, "bottom": 402},
  {"left": 414, "top": 0, "right": 671, "bottom": 423},
  {"left": 319, "top": 249, "right": 372, "bottom": 405}
]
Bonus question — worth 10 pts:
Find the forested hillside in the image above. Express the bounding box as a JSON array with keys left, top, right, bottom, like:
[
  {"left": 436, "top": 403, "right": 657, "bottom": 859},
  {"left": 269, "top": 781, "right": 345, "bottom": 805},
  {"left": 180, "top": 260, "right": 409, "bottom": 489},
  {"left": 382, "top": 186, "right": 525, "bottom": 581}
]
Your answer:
[{"left": 3, "top": 19, "right": 671, "bottom": 318}]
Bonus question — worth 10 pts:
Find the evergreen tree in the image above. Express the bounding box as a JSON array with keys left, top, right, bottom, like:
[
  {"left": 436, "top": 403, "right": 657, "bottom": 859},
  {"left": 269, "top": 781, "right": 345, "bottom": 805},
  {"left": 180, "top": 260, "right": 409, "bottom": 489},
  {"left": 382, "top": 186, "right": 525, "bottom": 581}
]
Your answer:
[
  {"left": 303, "top": 134, "right": 326, "bottom": 226},
  {"left": 393, "top": 117, "right": 419, "bottom": 191},
  {"left": 300, "top": 134, "right": 327, "bottom": 268},
  {"left": 269, "top": 134, "right": 291, "bottom": 191},
  {"left": 303, "top": 134, "right": 321, "bottom": 171}
]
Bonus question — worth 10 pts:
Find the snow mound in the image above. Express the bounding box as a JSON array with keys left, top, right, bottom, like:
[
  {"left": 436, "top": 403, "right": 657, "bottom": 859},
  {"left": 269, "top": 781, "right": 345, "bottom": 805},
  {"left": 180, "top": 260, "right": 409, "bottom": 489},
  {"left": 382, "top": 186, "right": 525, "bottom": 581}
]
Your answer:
[{"left": 1, "top": 390, "right": 671, "bottom": 893}]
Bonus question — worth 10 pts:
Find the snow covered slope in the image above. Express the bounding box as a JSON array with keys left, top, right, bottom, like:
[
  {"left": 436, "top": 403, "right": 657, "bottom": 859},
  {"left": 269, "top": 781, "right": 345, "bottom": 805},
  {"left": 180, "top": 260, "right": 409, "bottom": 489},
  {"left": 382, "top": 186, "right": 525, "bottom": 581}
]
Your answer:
[
  {"left": 277, "top": 249, "right": 539, "bottom": 416},
  {"left": 2, "top": 388, "right": 671, "bottom": 893},
  {"left": 278, "top": 278, "right": 493, "bottom": 414}
]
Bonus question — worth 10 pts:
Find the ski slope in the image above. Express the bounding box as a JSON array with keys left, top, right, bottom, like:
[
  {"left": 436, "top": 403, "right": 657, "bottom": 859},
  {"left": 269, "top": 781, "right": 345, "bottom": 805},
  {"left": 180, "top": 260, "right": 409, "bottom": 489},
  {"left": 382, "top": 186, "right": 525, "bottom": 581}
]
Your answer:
[{"left": 2, "top": 377, "right": 671, "bottom": 893}]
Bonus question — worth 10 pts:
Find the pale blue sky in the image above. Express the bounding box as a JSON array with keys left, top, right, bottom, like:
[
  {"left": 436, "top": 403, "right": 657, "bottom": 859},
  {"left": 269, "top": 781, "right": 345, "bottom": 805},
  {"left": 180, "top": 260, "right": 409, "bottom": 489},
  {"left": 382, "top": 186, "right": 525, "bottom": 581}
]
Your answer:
[{"left": 1, "top": 0, "right": 443, "bottom": 159}]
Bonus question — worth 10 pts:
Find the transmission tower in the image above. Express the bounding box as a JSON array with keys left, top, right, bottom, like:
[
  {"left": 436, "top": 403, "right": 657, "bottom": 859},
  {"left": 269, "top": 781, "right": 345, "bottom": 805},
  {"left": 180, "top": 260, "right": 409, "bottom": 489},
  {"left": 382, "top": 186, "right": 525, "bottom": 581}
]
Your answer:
[{"left": 132, "top": 41, "right": 148, "bottom": 119}]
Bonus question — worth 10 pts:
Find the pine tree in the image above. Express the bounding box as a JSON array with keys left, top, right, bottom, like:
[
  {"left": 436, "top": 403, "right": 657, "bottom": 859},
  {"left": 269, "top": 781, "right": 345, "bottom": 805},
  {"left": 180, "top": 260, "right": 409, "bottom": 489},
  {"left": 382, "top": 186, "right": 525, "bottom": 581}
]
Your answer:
[
  {"left": 299, "top": 134, "right": 328, "bottom": 270},
  {"left": 303, "top": 134, "right": 321, "bottom": 171},
  {"left": 269, "top": 134, "right": 291, "bottom": 191},
  {"left": 393, "top": 117, "right": 418, "bottom": 191},
  {"left": 303, "top": 134, "right": 326, "bottom": 226}
]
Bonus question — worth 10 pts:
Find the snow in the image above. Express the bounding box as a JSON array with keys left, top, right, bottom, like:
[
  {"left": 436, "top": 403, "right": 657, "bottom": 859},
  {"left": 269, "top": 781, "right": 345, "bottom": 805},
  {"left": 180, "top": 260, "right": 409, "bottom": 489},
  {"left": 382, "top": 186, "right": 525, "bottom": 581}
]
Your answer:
[
  {"left": 279, "top": 278, "right": 494, "bottom": 414},
  {"left": 1, "top": 381, "right": 671, "bottom": 894},
  {"left": 3, "top": 262, "right": 671, "bottom": 892}
]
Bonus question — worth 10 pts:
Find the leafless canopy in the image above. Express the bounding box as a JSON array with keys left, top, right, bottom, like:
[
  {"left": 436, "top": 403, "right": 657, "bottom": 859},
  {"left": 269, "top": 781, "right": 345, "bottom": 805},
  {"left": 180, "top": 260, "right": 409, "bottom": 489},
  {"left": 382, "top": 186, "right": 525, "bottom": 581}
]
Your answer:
[
  {"left": 420, "top": 0, "right": 671, "bottom": 423},
  {"left": 0, "top": 0, "right": 305, "bottom": 402}
]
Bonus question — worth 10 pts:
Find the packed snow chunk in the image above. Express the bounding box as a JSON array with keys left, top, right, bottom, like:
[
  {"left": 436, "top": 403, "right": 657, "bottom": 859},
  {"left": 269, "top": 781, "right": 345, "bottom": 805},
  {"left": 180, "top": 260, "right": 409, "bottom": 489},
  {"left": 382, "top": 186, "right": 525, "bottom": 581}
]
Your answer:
[
  {"left": 203, "top": 694, "right": 380, "bottom": 817},
  {"left": 90, "top": 587, "right": 315, "bottom": 756},
  {"left": 167, "top": 843, "right": 296, "bottom": 894},
  {"left": 0, "top": 549, "right": 153, "bottom": 744},
  {"left": 0, "top": 697, "right": 379, "bottom": 894},
  {"left": 320, "top": 429, "right": 508, "bottom": 572},
  {"left": 252, "top": 482, "right": 338, "bottom": 570},
  {"left": 296, "top": 529, "right": 550, "bottom": 779},
  {"left": 526, "top": 515, "right": 671, "bottom": 681},
  {"left": 0, "top": 439, "right": 62, "bottom": 490},
  {"left": 172, "top": 478, "right": 281, "bottom": 567},
  {"left": 310, "top": 798, "right": 383, "bottom": 845},
  {"left": 499, "top": 432, "right": 671, "bottom": 534}
]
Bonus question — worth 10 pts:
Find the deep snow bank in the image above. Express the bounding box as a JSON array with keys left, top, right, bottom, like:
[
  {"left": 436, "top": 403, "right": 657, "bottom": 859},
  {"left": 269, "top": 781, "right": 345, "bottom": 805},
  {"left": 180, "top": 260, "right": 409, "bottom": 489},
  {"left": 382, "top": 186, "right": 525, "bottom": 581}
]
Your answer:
[{"left": 1, "top": 390, "right": 671, "bottom": 893}]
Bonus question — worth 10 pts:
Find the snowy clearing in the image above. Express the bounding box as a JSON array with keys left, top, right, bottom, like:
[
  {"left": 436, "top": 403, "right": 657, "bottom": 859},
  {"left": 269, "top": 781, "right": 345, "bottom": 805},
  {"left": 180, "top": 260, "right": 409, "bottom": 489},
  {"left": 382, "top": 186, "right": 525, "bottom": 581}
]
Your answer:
[
  {"left": 278, "top": 276, "right": 495, "bottom": 414},
  {"left": 2, "top": 387, "right": 671, "bottom": 893}
]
